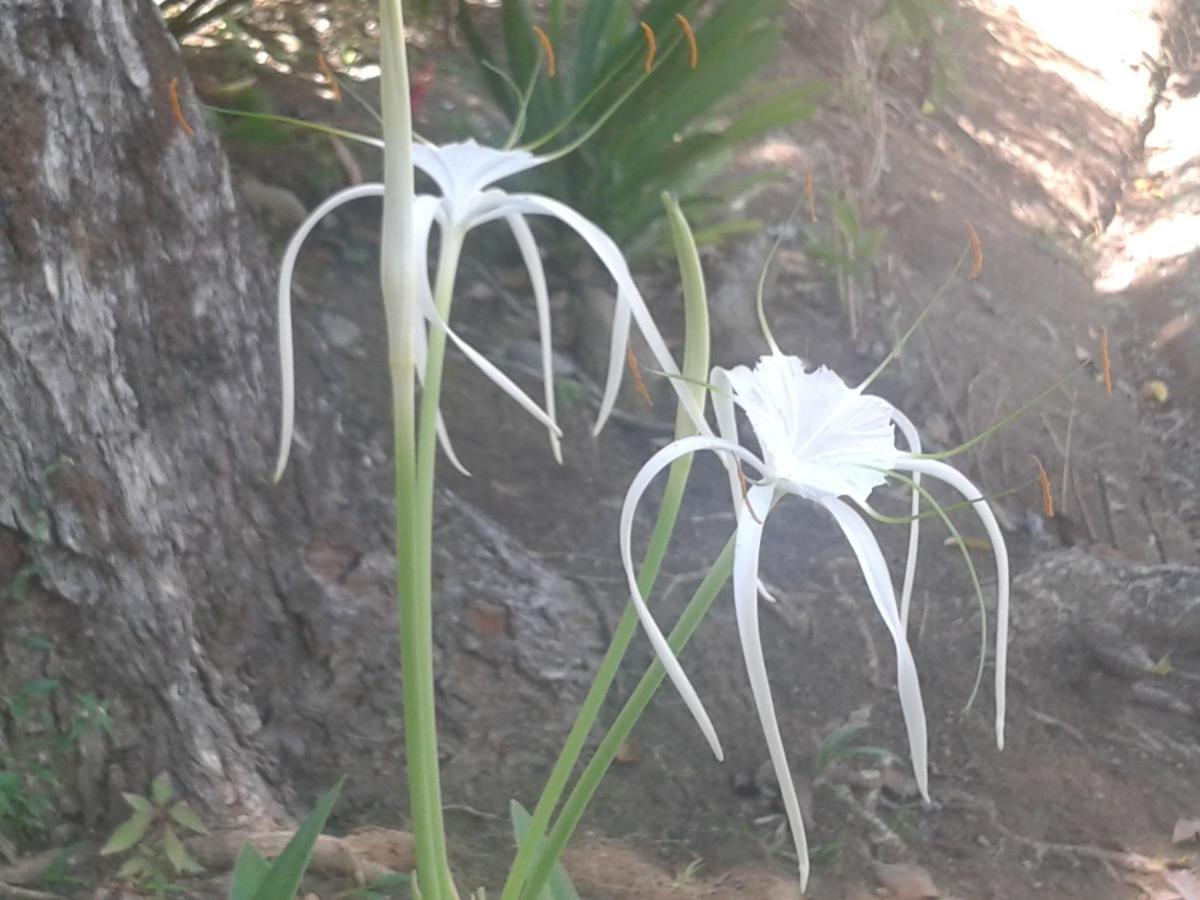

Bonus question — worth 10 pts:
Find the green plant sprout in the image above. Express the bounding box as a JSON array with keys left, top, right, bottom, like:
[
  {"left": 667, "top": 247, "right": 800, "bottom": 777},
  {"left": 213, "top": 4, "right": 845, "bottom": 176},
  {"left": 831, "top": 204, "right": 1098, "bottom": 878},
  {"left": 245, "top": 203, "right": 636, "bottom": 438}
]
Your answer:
[
  {"left": 101, "top": 773, "right": 208, "bottom": 895},
  {"left": 227, "top": 779, "right": 343, "bottom": 900},
  {"left": 805, "top": 192, "right": 887, "bottom": 338}
]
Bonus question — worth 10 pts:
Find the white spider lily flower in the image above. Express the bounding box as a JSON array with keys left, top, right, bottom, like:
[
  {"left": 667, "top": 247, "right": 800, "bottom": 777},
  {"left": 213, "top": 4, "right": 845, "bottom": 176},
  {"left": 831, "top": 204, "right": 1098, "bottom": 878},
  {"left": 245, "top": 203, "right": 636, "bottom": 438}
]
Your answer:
[
  {"left": 619, "top": 352, "right": 1009, "bottom": 890},
  {"left": 274, "top": 139, "right": 702, "bottom": 480}
]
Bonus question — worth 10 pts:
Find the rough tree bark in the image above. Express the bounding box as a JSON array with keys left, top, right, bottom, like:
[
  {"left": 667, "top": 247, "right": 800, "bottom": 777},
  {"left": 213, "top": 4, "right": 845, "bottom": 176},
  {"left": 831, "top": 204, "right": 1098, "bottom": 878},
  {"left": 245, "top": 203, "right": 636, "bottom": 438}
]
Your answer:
[{"left": 0, "top": 0, "right": 607, "bottom": 844}]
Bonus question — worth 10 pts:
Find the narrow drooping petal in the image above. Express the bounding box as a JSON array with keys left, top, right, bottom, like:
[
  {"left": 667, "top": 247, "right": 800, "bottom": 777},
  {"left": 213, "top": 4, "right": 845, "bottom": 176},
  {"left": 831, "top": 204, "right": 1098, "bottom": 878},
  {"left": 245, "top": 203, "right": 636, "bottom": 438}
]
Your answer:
[
  {"left": 889, "top": 408, "right": 923, "bottom": 631},
  {"left": 598, "top": 299, "right": 633, "bottom": 432},
  {"left": 412, "top": 209, "right": 561, "bottom": 441},
  {"left": 477, "top": 192, "right": 709, "bottom": 435},
  {"left": 711, "top": 366, "right": 784, "bottom": 606},
  {"left": 819, "top": 496, "right": 929, "bottom": 800},
  {"left": 411, "top": 287, "right": 470, "bottom": 476},
  {"left": 620, "top": 434, "right": 770, "bottom": 761},
  {"left": 733, "top": 483, "right": 811, "bottom": 889},
  {"left": 274, "top": 183, "right": 385, "bottom": 481},
  {"left": 710, "top": 367, "right": 748, "bottom": 509},
  {"left": 897, "top": 457, "right": 1010, "bottom": 749},
  {"left": 504, "top": 214, "right": 562, "bottom": 464}
]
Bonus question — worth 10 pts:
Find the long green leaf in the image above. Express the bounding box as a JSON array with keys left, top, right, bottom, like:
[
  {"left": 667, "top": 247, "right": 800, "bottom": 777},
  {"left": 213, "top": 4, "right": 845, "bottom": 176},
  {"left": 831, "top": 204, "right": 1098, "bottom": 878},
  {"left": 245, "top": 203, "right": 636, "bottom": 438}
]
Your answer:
[
  {"left": 250, "top": 779, "right": 344, "bottom": 900},
  {"left": 228, "top": 844, "right": 270, "bottom": 900},
  {"left": 510, "top": 801, "right": 582, "bottom": 900}
]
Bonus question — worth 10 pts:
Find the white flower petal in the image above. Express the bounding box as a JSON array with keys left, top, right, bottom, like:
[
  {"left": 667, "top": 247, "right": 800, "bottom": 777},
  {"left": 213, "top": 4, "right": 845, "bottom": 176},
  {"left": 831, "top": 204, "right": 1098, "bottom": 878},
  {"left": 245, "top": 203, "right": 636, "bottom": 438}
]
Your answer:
[
  {"left": 413, "top": 140, "right": 543, "bottom": 218},
  {"left": 413, "top": 215, "right": 561, "bottom": 442},
  {"left": 485, "top": 192, "right": 711, "bottom": 436},
  {"left": 734, "top": 483, "right": 811, "bottom": 889},
  {"left": 274, "top": 183, "right": 385, "bottom": 481},
  {"left": 504, "top": 214, "right": 562, "bottom": 464},
  {"left": 727, "top": 356, "right": 900, "bottom": 501},
  {"left": 819, "top": 496, "right": 929, "bottom": 801},
  {"left": 620, "top": 435, "right": 770, "bottom": 761},
  {"left": 596, "top": 299, "right": 632, "bottom": 435},
  {"left": 709, "top": 367, "right": 749, "bottom": 509},
  {"left": 889, "top": 408, "right": 923, "bottom": 631},
  {"left": 711, "top": 367, "right": 779, "bottom": 604},
  {"left": 898, "top": 457, "right": 1010, "bottom": 750}
]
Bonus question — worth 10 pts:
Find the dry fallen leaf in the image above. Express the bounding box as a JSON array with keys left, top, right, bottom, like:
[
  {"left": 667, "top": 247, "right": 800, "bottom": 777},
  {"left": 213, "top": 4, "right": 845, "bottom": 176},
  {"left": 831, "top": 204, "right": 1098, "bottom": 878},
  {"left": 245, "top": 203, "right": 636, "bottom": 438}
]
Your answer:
[
  {"left": 1173, "top": 818, "right": 1200, "bottom": 845},
  {"left": 873, "top": 861, "right": 942, "bottom": 898}
]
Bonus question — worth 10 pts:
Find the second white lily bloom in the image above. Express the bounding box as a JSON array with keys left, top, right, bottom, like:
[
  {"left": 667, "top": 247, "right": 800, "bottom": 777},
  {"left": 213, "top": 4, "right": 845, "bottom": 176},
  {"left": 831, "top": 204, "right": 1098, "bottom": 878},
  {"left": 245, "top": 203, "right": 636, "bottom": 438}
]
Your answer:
[
  {"left": 619, "top": 352, "right": 1009, "bottom": 890},
  {"left": 275, "top": 139, "right": 704, "bottom": 480}
]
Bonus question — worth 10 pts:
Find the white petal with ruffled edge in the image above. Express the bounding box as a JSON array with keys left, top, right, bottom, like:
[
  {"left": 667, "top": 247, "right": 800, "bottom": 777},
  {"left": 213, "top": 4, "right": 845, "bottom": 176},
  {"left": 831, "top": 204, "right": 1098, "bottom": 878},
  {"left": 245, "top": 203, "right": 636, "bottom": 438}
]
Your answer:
[{"left": 724, "top": 356, "right": 899, "bottom": 500}]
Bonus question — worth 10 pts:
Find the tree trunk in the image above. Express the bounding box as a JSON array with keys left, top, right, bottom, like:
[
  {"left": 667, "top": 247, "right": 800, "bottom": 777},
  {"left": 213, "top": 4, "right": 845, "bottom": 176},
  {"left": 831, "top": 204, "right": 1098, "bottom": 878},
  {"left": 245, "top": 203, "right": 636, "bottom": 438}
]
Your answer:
[{"left": 0, "top": 0, "right": 607, "bottom": 844}]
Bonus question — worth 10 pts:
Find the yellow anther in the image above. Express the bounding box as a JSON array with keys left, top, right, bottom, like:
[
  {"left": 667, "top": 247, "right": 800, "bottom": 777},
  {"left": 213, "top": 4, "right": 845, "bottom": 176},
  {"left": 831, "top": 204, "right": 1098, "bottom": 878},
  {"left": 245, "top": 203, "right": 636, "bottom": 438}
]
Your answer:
[
  {"left": 676, "top": 14, "right": 698, "bottom": 69},
  {"left": 531, "top": 26, "right": 556, "bottom": 78},
  {"left": 640, "top": 21, "right": 657, "bottom": 73},
  {"left": 626, "top": 347, "right": 653, "bottom": 409},
  {"left": 317, "top": 55, "right": 342, "bottom": 101}
]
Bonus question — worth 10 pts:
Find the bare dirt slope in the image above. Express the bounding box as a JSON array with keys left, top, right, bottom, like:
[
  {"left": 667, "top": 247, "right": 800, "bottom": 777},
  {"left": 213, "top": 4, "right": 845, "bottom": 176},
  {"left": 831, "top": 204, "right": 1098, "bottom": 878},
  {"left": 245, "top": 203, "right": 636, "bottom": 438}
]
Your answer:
[{"left": 177, "top": 0, "right": 1200, "bottom": 897}]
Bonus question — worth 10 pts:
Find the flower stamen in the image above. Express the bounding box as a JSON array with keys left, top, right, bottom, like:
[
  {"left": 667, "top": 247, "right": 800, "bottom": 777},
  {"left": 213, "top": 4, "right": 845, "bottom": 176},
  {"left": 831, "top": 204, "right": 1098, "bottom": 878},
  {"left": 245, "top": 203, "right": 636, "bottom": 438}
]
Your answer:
[
  {"left": 676, "top": 14, "right": 698, "bottom": 69},
  {"left": 737, "top": 464, "right": 763, "bottom": 524},
  {"left": 168, "top": 77, "right": 195, "bottom": 137},
  {"left": 1032, "top": 454, "right": 1054, "bottom": 518},
  {"left": 1100, "top": 326, "right": 1113, "bottom": 398},
  {"left": 640, "top": 21, "right": 657, "bottom": 74},
  {"left": 532, "top": 26, "right": 557, "bottom": 78},
  {"left": 965, "top": 219, "right": 983, "bottom": 279},
  {"left": 317, "top": 55, "right": 343, "bottom": 102},
  {"left": 626, "top": 347, "right": 654, "bottom": 410}
]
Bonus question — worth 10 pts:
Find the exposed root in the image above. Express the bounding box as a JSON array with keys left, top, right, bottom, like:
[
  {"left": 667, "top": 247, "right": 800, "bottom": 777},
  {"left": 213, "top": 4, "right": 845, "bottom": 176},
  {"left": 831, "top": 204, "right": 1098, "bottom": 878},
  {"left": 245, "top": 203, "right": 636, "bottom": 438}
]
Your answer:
[{"left": 186, "top": 825, "right": 414, "bottom": 886}]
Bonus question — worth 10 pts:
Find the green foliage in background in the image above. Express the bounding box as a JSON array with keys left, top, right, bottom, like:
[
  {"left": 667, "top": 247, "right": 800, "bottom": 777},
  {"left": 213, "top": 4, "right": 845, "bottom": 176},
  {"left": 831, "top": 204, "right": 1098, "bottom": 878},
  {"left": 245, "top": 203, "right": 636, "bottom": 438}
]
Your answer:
[
  {"left": 158, "top": 0, "right": 254, "bottom": 38},
  {"left": 461, "top": 0, "right": 824, "bottom": 248},
  {"left": 101, "top": 773, "right": 209, "bottom": 895}
]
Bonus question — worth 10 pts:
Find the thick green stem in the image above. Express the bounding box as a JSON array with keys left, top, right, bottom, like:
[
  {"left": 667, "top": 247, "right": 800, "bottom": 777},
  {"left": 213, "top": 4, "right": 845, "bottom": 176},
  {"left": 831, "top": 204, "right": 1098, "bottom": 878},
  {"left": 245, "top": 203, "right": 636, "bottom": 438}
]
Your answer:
[
  {"left": 521, "top": 537, "right": 736, "bottom": 899},
  {"left": 406, "top": 229, "right": 467, "bottom": 900},
  {"left": 378, "top": 0, "right": 449, "bottom": 894}
]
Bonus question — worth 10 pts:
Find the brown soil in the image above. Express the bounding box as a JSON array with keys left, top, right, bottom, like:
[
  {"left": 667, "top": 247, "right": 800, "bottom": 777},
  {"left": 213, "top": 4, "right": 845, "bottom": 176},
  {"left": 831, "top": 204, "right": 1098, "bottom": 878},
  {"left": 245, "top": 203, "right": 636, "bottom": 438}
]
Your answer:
[{"left": 166, "top": 1, "right": 1200, "bottom": 897}]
